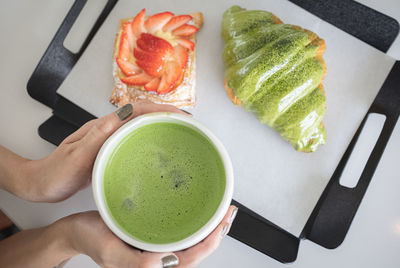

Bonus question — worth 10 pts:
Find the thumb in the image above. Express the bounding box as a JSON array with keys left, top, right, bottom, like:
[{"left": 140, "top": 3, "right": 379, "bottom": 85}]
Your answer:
[
  {"left": 161, "top": 254, "right": 180, "bottom": 268},
  {"left": 78, "top": 104, "right": 133, "bottom": 161},
  {"left": 141, "top": 252, "right": 179, "bottom": 268}
]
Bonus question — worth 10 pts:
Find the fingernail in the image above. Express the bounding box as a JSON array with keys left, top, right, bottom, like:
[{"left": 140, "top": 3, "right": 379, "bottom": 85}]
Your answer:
[
  {"left": 180, "top": 109, "right": 192, "bottom": 115},
  {"left": 229, "top": 208, "right": 238, "bottom": 223},
  {"left": 116, "top": 103, "right": 133, "bottom": 121},
  {"left": 220, "top": 223, "right": 230, "bottom": 237},
  {"left": 162, "top": 254, "right": 179, "bottom": 268}
]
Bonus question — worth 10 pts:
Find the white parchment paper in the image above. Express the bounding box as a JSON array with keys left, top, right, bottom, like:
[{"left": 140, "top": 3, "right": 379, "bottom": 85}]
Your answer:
[{"left": 57, "top": 0, "right": 396, "bottom": 236}]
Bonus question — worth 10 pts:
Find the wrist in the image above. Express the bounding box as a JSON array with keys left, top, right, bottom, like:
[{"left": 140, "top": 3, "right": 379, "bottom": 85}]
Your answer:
[
  {"left": 0, "top": 153, "right": 32, "bottom": 198},
  {"left": 46, "top": 216, "right": 80, "bottom": 260},
  {"left": 18, "top": 157, "right": 58, "bottom": 202},
  {"left": 11, "top": 159, "right": 44, "bottom": 201}
]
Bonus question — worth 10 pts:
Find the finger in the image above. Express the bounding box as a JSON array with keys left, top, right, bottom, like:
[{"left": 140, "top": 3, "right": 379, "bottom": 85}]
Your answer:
[
  {"left": 61, "top": 100, "right": 137, "bottom": 145},
  {"left": 76, "top": 104, "right": 135, "bottom": 162},
  {"left": 134, "top": 100, "right": 191, "bottom": 117},
  {"left": 175, "top": 205, "right": 238, "bottom": 267},
  {"left": 61, "top": 120, "right": 97, "bottom": 144},
  {"left": 67, "top": 101, "right": 190, "bottom": 146},
  {"left": 75, "top": 211, "right": 143, "bottom": 267},
  {"left": 108, "top": 245, "right": 143, "bottom": 268},
  {"left": 140, "top": 252, "right": 179, "bottom": 268}
]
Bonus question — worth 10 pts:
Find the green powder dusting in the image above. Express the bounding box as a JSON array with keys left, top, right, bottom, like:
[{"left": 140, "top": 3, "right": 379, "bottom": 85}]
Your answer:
[{"left": 222, "top": 5, "right": 327, "bottom": 152}]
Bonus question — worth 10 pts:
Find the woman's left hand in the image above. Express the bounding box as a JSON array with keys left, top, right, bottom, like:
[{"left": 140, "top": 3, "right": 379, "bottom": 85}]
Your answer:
[
  {"left": 61, "top": 206, "right": 238, "bottom": 268},
  {"left": 15, "top": 101, "right": 189, "bottom": 202}
]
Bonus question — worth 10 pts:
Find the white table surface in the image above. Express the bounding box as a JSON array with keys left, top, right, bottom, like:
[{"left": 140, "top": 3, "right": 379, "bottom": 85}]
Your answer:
[{"left": 0, "top": 0, "right": 399, "bottom": 267}]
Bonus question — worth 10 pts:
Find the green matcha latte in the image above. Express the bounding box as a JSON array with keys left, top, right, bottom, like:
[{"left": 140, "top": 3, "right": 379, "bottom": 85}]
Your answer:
[{"left": 103, "top": 122, "right": 226, "bottom": 244}]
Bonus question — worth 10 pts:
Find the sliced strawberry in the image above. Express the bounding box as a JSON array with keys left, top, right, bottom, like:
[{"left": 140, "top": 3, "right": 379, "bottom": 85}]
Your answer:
[
  {"left": 134, "top": 34, "right": 174, "bottom": 77},
  {"left": 163, "top": 15, "right": 192, "bottom": 32},
  {"left": 119, "top": 10, "right": 198, "bottom": 92},
  {"left": 136, "top": 60, "right": 164, "bottom": 77},
  {"left": 134, "top": 48, "right": 165, "bottom": 77},
  {"left": 172, "top": 24, "right": 198, "bottom": 36},
  {"left": 173, "top": 45, "right": 188, "bottom": 68},
  {"left": 144, "top": 77, "right": 161, "bottom": 91},
  {"left": 118, "top": 31, "right": 130, "bottom": 60},
  {"left": 116, "top": 58, "right": 141, "bottom": 76},
  {"left": 121, "top": 72, "right": 153, "bottom": 86},
  {"left": 131, "top": 8, "right": 146, "bottom": 37},
  {"left": 157, "top": 61, "right": 183, "bottom": 94},
  {"left": 144, "top": 12, "right": 174, "bottom": 34},
  {"left": 137, "top": 33, "right": 174, "bottom": 54},
  {"left": 134, "top": 48, "right": 165, "bottom": 63},
  {"left": 176, "top": 38, "right": 195, "bottom": 51},
  {"left": 133, "top": 48, "right": 161, "bottom": 62},
  {"left": 122, "top": 22, "right": 135, "bottom": 51}
]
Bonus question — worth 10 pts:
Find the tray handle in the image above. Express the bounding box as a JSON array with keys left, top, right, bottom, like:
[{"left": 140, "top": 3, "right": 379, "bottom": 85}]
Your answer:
[
  {"left": 229, "top": 200, "right": 299, "bottom": 263},
  {"left": 27, "top": 0, "right": 118, "bottom": 108},
  {"left": 302, "top": 61, "right": 400, "bottom": 248},
  {"left": 289, "top": 0, "right": 400, "bottom": 52}
]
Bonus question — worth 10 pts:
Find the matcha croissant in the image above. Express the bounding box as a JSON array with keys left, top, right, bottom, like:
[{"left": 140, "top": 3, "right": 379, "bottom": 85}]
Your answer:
[{"left": 222, "top": 6, "right": 327, "bottom": 152}]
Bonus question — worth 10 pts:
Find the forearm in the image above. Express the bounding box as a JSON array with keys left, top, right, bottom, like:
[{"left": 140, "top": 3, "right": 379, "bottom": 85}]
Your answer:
[
  {"left": 0, "top": 146, "right": 31, "bottom": 196},
  {"left": 0, "top": 218, "right": 78, "bottom": 268}
]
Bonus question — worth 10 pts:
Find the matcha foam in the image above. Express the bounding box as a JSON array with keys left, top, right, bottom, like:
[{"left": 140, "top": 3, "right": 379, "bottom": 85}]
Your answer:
[{"left": 104, "top": 122, "right": 226, "bottom": 244}]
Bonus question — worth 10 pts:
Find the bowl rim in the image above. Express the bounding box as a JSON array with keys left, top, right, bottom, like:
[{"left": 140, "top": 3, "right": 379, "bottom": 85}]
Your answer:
[{"left": 92, "top": 112, "right": 234, "bottom": 252}]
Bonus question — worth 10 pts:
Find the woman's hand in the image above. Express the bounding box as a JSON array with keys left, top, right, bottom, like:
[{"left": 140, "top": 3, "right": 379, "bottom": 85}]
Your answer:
[
  {"left": 60, "top": 206, "right": 237, "bottom": 268},
  {"left": 0, "top": 206, "right": 237, "bottom": 268},
  {"left": 1, "top": 101, "right": 189, "bottom": 202}
]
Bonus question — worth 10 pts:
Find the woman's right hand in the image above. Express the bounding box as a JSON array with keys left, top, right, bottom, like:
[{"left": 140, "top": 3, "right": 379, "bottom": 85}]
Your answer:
[
  {"left": 56, "top": 206, "right": 237, "bottom": 268},
  {"left": 0, "top": 100, "right": 190, "bottom": 203}
]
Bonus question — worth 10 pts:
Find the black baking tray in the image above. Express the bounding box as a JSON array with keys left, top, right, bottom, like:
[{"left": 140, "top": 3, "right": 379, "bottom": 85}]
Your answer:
[{"left": 27, "top": 0, "right": 400, "bottom": 263}]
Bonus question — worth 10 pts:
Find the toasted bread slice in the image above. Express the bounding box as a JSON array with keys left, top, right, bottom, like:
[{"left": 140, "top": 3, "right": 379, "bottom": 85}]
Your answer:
[{"left": 110, "top": 12, "right": 203, "bottom": 108}]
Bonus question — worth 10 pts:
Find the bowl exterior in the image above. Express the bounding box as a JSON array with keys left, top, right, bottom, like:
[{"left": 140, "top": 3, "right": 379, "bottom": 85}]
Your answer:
[{"left": 92, "top": 113, "right": 234, "bottom": 252}]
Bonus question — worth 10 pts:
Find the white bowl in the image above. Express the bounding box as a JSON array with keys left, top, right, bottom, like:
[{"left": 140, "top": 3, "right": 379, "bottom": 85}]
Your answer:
[{"left": 92, "top": 112, "right": 234, "bottom": 252}]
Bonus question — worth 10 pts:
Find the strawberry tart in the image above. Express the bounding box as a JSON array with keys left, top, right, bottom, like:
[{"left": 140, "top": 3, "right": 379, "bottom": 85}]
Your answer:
[{"left": 110, "top": 9, "right": 203, "bottom": 107}]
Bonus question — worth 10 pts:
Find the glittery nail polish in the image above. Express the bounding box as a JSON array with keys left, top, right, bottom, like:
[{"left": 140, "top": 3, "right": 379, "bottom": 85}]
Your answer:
[
  {"left": 162, "top": 254, "right": 179, "bottom": 267},
  {"left": 221, "top": 223, "right": 230, "bottom": 237},
  {"left": 116, "top": 103, "right": 133, "bottom": 121},
  {"left": 230, "top": 208, "right": 238, "bottom": 223},
  {"left": 180, "top": 109, "right": 192, "bottom": 115}
]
